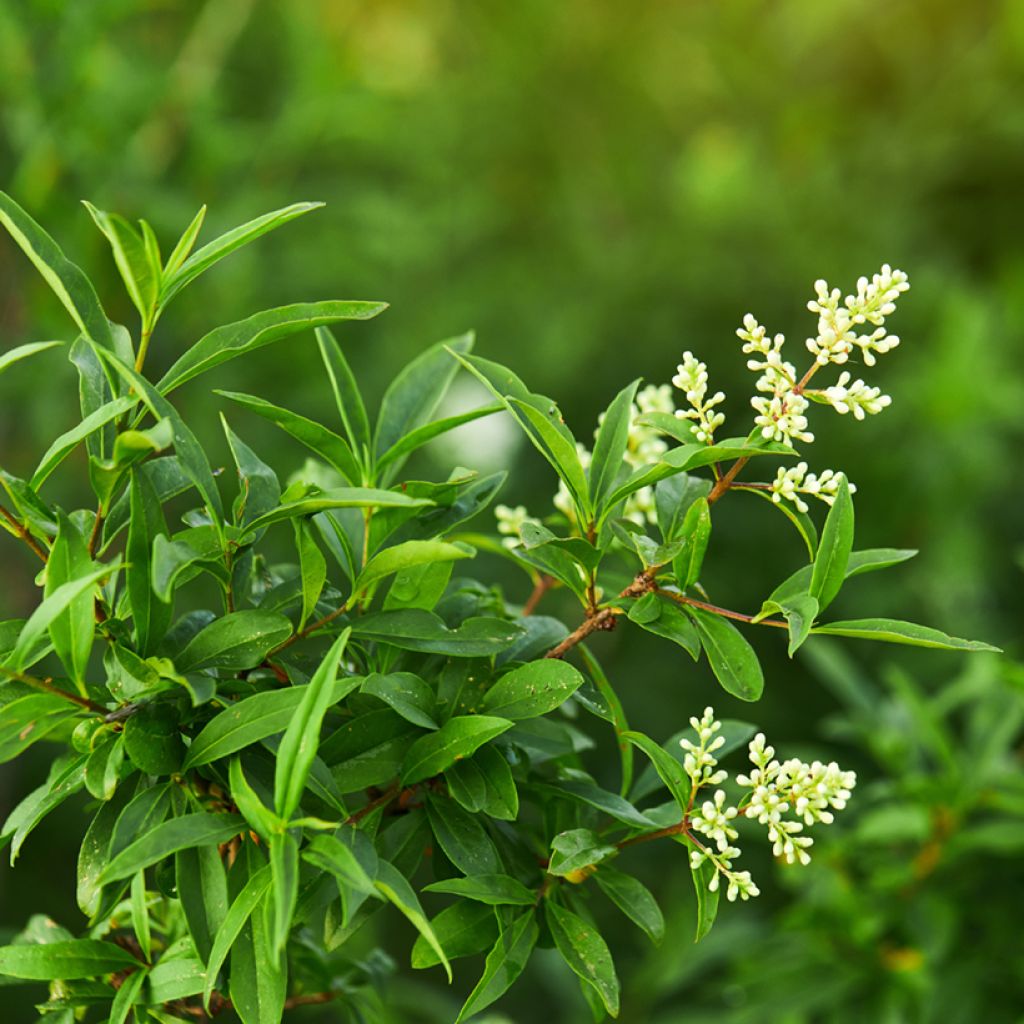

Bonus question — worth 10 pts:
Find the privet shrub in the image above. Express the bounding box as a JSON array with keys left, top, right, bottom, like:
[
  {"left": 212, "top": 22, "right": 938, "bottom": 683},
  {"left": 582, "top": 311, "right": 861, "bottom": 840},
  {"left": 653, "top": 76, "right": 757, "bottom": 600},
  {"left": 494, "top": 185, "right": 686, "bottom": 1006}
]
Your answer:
[{"left": 0, "top": 195, "right": 997, "bottom": 1023}]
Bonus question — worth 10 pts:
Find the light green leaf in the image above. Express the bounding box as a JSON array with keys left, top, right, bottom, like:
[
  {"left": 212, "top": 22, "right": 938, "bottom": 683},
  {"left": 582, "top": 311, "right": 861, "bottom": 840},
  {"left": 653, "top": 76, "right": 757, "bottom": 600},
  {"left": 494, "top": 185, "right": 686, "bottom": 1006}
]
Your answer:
[
  {"left": 98, "top": 813, "right": 244, "bottom": 884},
  {"left": 268, "top": 831, "right": 299, "bottom": 957},
  {"left": 0, "top": 938, "right": 138, "bottom": 979},
  {"left": 0, "top": 340, "right": 62, "bottom": 378},
  {"left": 0, "top": 191, "right": 114, "bottom": 349},
  {"left": 83, "top": 202, "right": 159, "bottom": 323},
  {"left": 43, "top": 510, "right": 95, "bottom": 686},
  {"left": 158, "top": 301, "right": 385, "bottom": 394},
  {"left": 377, "top": 403, "right": 503, "bottom": 475},
  {"left": 160, "top": 201, "right": 325, "bottom": 307},
  {"left": 355, "top": 539, "right": 473, "bottom": 598},
  {"left": 243, "top": 487, "right": 431, "bottom": 536},
  {"left": 183, "top": 678, "right": 362, "bottom": 771},
  {"left": 673, "top": 497, "right": 711, "bottom": 586},
  {"left": 164, "top": 205, "right": 206, "bottom": 278},
  {"left": 548, "top": 828, "right": 617, "bottom": 878},
  {"left": 589, "top": 379, "right": 640, "bottom": 509},
  {"left": 293, "top": 520, "right": 326, "bottom": 630},
  {"left": 423, "top": 874, "right": 535, "bottom": 906},
  {"left": 316, "top": 327, "right": 372, "bottom": 463},
  {"left": 810, "top": 618, "right": 1001, "bottom": 652},
  {"left": 128, "top": 468, "right": 172, "bottom": 655},
  {"left": 34, "top": 399, "right": 136, "bottom": 491},
  {"left": 274, "top": 630, "right": 350, "bottom": 820}
]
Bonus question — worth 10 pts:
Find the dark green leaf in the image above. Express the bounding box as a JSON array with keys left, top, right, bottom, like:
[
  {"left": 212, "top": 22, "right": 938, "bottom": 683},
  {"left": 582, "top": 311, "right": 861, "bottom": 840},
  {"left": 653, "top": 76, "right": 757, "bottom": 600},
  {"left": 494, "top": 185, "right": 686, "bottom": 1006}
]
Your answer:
[
  {"left": 374, "top": 860, "right": 451, "bottom": 982},
  {"left": 594, "top": 865, "right": 664, "bottom": 944},
  {"left": 123, "top": 702, "right": 184, "bottom": 774},
  {"left": 590, "top": 379, "right": 640, "bottom": 508},
  {"left": 810, "top": 618, "right": 1001, "bottom": 652},
  {"left": 425, "top": 793, "right": 500, "bottom": 875},
  {"left": 481, "top": 660, "right": 584, "bottom": 720},
  {"left": 412, "top": 901, "right": 498, "bottom": 969},
  {"left": 401, "top": 715, "right": 514, "bottom": 785},
  {"left": 127, "top": 469, "right": 172, "bottom": 655},
  {"left": 0, "top": 939, "right": 138, "bottom": 980},
  {"left": 446, "top": 745, "right": 519, "bottom": 821},
  {"left": 456, "top": 911, "right": 538, "bottom": 1022},
  {"left": 546, "top": 901, "right": 620, "bottom": 1017},
  {"left": 175, "top": 611, "right": 293, "bottom": 673},
  {"left": 424, "top": 874, "right": 535, "bottom": 906},
  {"left": 622, "top": 730, "right": 691, "bottom": 811},
  {"left": 684, "top": 607, "right": 764, "bottom": 701},
  {"left": 628, "top": 594, "right": 701, "bottom": 660},
  {"left": 809, "top": 475, "right": 854, "bottom": 612},
  {"left": 548, "top": 828, "right": 617, "bottom": 878},
  {"left": 176, "top": 841, "right": 228, "bottom": 963},
  {"left": 352, "top": 610, "right": 524, "bottom": 657},
  {"left": 362, "top": 672, "right": 438, "bottom": 729}
]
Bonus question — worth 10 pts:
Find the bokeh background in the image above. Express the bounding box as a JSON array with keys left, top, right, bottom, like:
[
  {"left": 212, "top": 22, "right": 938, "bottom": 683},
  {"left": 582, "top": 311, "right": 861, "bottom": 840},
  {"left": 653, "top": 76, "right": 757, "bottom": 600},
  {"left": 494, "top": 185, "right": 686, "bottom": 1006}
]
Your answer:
[{"left": 1, "top": 1, "right": 1022, "bottom": 1021}]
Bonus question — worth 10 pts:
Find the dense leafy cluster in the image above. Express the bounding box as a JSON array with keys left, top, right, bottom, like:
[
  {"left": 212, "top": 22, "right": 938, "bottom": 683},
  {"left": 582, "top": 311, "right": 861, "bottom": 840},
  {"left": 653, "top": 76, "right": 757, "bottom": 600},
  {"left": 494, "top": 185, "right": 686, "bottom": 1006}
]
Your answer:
[{"left": 0, "top": 196, "right": 997, "bottom": 1023}]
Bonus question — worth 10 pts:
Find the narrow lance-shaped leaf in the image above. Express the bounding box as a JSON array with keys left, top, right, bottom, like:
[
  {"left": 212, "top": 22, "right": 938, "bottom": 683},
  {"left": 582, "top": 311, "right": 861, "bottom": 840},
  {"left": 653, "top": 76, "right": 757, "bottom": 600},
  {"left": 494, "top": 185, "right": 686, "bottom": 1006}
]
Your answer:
[
  {"left": 0, "top": 340, "right": 63, "bottom": 378},
  {"left": 128, "top": 468, "right": 172, "bottom": 655},
  {"left": 590, "top": 378, "right": 640, "bottom": 509},
  {"left": 456, "top": 911, "right": 539, "bottom": 1022},
  {"left": 316, "top": 326, "right": 372, "bottom": 463},
  {"left": 274, "top": 630, "right": 351, "bottom": 820},
  {"left": 354, "top": 539, "right": 473, "bottom": 599},
  {"left": 0, "top": 191, "right": 114, "bottom": 349},
  {"left": 810, "top": 618, "right": 1001, "bottom": 652},
  {"left": 157, "top": 301, "right": 386, "bottom": 394},
  {"left": 159, "top": 201, "right": 325, "bottom": 307},
  {"left": 44, "top": 511, "right": 95, "bottom": 688},
  {"left": 401, "top": 715, "right": 515, "bottom": 785},
  {"left": 293, "top": 520, "right": 326, "bottom": 630},
  {"left": 546, "top": 901, "right": 620, "bottom": 1018},
  {"left": 82, "top": 202, "right": 159, "bottom": 324},
  {"left": 809, "top": 474, "right": 854, "bottom": 612},
  {"left": 0, "top": 939, "right": 139, "bottom": 980}
]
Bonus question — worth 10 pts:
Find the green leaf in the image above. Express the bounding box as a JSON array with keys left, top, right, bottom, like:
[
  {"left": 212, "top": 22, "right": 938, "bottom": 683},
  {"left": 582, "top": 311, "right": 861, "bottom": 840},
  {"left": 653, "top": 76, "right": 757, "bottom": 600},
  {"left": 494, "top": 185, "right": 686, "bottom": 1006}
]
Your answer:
[
  {"left": 127, "top": 469, "right": 172, "bottom": 656},
  {"left": 3, "top": 753, "right": 88, "bottom": 863},
  {"left": 352, "top": 610, "right": 524, "bottom": 657},
  {"left": 735, "top": 485, "right": 818, "bottom": 560},
  {"left": 480, "top": 660, "right": 584, "bottom": 720},
  {"left": 243, "top": 487, "right": 430, "bottom": 536},
  {"left": 377, "top": 404, "right": 503, "bottom": 476},
  {"left": 98, "top": 812, "right": 244, "bottom": 884},
  {"left": 627, "top": 594, "right": 701, "bottom": 660},
  {"left": 123, "top": 702, "right": 184, "bottom": 774},
  {"left": 151, "top": 528, "right": 225, "bottom": 603},
  {"left": 108, "top": 964, "right": 147, "bottom": 1024},
  {"left": 757, "top": 593, "right": 819, "bottom": 657},
  {"left": 622, "top": 730, "right": 691, "bottom": 811},
  {"left": 176, "top": 841, "right": 228, "bottom": 963},
  {"left": 384, "top": 560, "right": 454, "bottom": 612},
  {"left": 684, "top": 607, "right": 764, "bottom": 701},
  {"left": 546, "top": 901, "right": 620, "bottom": 1017},
  {"left": 0, "top": 191, "right": 114, "bottom": 350},
  {"left": 268, "top": 831, "right": 299, "bottom": 957},
  {"left": 412, "top": 902, "right": 498, "bottom": 969},
  {"left": 374, "top": 859, "right": 452, "bottom": 982},
  {"left": 767, "top": 547, "right": 919, "bottom": 608},
  {"left": 536, "top": 778, "right": 656, "bottom": 829},
  {"left": 0, "top": 694, "right": 75, "bottom": 764},
  {"left": 203, "top": 865, "right": 272, "bottom": 1011},
  {"left": 158, "top": 301, "right": 385, "bottom": 394},
  {"left": 548, "top": 828, "right": 617, "bottom": 878},
  {"left": 655, "top": 473, "right": 711, "bottom": 542},
  {"left": 175, "top": 611, "right": 293, "bottom": 673},
  {"left": 355, "top": 539, "right": 473, "bottom": 598},
  {"left": 673, "top": 497, "right": 711, "bottom": 586},
  {"left": 43, "top": 510, "right": 95, "bottom": 687},
  {"left": 160, "top": 201, "right": 325, "bottom": 307},
  {"left": 590, "top": 379, "right": 640, "bottom": 508},
  {"left": 77, "top": 795, "right": 122, "bottom": 918},
  {"left": 808, "top": 474, "right": 854, "bottom": 612},
  {"left": 83, "top": 202, "right": 159, "bottom": 323},
  {"left": 222, "top": 419, "right": 282, "bottom": 528},
  {"left": 293, "top": 520, "right": 326, "bottom": 630},
  {"left": 424, "top": 874, "right": 536, "bottom": 906},
  {"left": 316, "top": 327, "right": 371, "bottom": 462},
  {"left": 321, "top": 709, "right": 418, "bottom": 792},
  {"left": 84, "top": 732, "right": 124, "bottom": 801},
  {"left": 216, "top": 389, "right": 361, "bottom": 483},
  {"left": 274, "top": 630, "right": 350, "bottom": 820},
  {"left": 425, "top": 793, "right": 501, "bottom": 875},
  {"left": 688, "top": 846, "right": 720, "bottom": 941},
  {"left": 446, "top": 744, "right": 520, "bottom": 820},
  {"left": 375, "top": 332, "right": 473, "bottom": 457},
  {"left": 229, "top": 758, "right": 281, "bottom": 838},
  {"left": 456, "top": 911, "right": 538, "bottom": 1022},
  {"left": 0, "top": 938, "right": 138, "bottom": 980},
  {"left": 810, "top": 618, "right": 1001, "bottom": 652},
  {"left": 229, "top": 859, "right": 286, "bottom": 1024},
  {"left": 401, "top": 715, "right": 514, "bottom": 784},
  {"left": 362, "top": 672, "right": 438, "bottom": 729},
  {"left": 578, "top": 645, "right": 633, "bottom": 797},
  {"left": 96, "top": 348, "right": 224, "bottom": 521},
  {"left": 0, "top": 340, "right": 62, "bottom": 378},
  {"left": 164, "top": 205, "right": 206, "bottom": 278},
  {"left": 7, "top": 562, "right": 121, "bottom": 673},
  {"left": 30, "top": 396, "right": 137, "bottom": 489},
  {"left": 594, "top": 865, "right": 664, "bottom": 944}
]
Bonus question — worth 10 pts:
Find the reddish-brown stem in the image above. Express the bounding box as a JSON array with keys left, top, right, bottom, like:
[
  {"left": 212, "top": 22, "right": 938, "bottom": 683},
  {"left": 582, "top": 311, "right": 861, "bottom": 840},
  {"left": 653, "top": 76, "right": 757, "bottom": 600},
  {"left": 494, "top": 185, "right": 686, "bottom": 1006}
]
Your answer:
[
  {"left": 659, "top": 589, "right": 787, "bottom": 628},
  {"left": 522, "top": 574, "right": 554, "bottom": 617},
  {"left": 87, "top": 506, "right": 104, "bottom": 557},
  {"left": 0, "top": 503, "right": 49, "bottom": 563},
  {"left": 0, "top": 667, "right": 107, "bottom": 714},
  {"left": 707, "top": 456, "right": 749, "bottom": 505},
  {"left": 271, "top": 602, "right": 349, "bottom": 655},
  {"left": 616, "top": 819, "right": 689, "bottom": 849},
  {"left": 345, "top": 784, "right": 402, "bottom": 826},
  {"left": 544, "top": 607, "right": 622, "bottom": 659}
]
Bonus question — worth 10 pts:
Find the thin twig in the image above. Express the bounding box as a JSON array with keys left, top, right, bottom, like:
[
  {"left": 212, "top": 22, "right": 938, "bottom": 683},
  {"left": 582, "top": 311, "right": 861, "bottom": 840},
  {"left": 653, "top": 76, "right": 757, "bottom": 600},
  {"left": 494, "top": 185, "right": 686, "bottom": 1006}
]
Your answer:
[
  {"left": 521, "top": 574, "right": 554, "bottom": 617},
  {"left": 0, "top": 503, "right": 49, "bottom": 563},
  {"left": 658, "top": 590, "right": 788, "bottom": 629},
  {"left": 0, "top": 667, "right": 107, "bottom": 714}
]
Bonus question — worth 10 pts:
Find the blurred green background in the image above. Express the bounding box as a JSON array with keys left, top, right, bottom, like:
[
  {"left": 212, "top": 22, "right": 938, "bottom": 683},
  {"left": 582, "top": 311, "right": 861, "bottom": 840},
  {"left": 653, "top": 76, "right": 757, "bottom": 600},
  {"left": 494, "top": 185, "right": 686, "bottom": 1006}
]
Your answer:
[{"left": 1, "top": 1, "right": 1022, "bottom": 1020}]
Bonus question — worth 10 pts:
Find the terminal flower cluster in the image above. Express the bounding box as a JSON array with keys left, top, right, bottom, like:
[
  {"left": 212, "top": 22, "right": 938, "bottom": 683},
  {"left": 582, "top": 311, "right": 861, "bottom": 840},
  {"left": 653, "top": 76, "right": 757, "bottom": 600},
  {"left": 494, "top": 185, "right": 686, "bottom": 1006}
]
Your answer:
[
  {"left": 769, "top": 462, "right": 856, "bottom": 514},
  {"left": 672, "top": 352, "right": 726, "bottom": 444},
  {"left": 681, "top": 708, "right": 856, "bottom": 902}
]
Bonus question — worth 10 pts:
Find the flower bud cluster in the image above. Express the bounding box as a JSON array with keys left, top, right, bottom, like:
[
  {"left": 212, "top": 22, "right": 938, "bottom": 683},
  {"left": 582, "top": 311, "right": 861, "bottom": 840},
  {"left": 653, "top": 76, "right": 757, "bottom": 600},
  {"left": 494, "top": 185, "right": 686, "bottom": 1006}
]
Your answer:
[
  {"left": 680, "top": 709, "right": 855, "bottom": 902},
  {"left": 769, "top": 462, "right": 857, "bottom": 514},
  {"left": 672, "top": 352, "right": 726, "bottom": 444},
  {"left": 494, "top": 504, "right": 540, "bottom": 549}
]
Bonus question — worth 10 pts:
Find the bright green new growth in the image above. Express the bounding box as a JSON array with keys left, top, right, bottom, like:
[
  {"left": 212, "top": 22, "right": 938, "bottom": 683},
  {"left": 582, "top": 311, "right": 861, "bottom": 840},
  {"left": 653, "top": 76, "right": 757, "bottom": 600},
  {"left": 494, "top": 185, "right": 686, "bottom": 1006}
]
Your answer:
[{"left": 0, "top": 194, "right": 998, "bottom": 1023}]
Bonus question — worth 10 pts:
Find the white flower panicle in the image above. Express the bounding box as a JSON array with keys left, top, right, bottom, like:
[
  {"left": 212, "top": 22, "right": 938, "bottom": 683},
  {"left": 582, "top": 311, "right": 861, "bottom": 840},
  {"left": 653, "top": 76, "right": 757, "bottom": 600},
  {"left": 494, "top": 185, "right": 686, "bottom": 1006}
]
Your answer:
[
  {"left": 822, "top": 372, "right": 892, "bottom": 419},
  {"left": 493, "top": 504, "right": 540, "bottom": 549},
  {"left": 672, "top": 352, "right": 726, "bottom": 444},
  {"left": 770, "top": 462, "right": 857, "bottom": 514},
  {"left": 680, "top": 706, "right": 729, "bottom": 789},
  {"left": 680, "top": 710, "right": 856, "bottom": 901}
]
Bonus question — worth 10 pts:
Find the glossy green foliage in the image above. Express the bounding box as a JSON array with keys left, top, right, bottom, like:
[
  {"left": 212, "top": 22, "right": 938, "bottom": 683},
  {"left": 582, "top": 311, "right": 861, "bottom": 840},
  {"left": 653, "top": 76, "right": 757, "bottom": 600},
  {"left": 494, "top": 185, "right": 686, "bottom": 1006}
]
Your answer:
[{"left": 0, "top": 194, "right": 1000, "bottom": 1024}]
